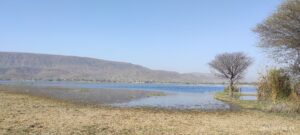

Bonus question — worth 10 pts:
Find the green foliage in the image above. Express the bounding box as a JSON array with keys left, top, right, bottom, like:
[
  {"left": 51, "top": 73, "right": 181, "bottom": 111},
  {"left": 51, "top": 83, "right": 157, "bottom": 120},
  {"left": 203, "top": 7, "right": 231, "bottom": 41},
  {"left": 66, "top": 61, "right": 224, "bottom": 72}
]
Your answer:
[{"left": 258, "top": 69, "right": 292, "bottom": 102}]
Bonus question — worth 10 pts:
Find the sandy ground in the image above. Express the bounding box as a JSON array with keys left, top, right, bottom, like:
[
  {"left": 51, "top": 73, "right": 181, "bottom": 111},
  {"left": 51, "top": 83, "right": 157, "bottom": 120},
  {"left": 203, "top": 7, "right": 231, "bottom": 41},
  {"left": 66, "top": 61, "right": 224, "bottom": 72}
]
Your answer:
[{"left": 0, "top": 90, "right": 299, "bottom": 135}]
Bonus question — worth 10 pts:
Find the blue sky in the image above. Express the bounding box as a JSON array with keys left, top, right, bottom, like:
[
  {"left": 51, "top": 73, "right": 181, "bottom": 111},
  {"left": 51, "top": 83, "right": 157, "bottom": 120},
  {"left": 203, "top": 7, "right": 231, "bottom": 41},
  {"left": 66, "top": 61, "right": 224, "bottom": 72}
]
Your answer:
[{"left": 0, "top": 0, "right": 283, "bottom": 81}]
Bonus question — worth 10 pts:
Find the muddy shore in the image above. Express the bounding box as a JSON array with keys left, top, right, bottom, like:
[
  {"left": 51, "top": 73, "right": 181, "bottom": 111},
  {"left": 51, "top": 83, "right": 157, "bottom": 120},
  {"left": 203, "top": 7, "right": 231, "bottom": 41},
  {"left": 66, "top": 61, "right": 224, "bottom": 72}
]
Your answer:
[
  {"left": 1, "top": 90, "right": 299, "bottom": 134},
  {"left": 0, "top": 85, "right": 164, "bottom": 105}
]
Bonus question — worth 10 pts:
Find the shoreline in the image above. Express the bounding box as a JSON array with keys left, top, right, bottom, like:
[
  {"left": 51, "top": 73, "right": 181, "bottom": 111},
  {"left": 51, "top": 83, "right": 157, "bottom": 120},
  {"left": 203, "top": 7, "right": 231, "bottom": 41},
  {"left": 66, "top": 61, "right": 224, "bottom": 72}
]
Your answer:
[
  {"left": 214, "top": 92, "right": 300, "bottom": 115},
  {"left": 0, "top": 85, "right": 165, "bottom": 106},
  {"left": 1, "top": 91, "right": 299, "bottom": 134},
  {"left": 0, "top": 79, "right": 257, "bottom": 86},
  {"left": 0, "top": 85, "right": 234, "bottom": 111}
]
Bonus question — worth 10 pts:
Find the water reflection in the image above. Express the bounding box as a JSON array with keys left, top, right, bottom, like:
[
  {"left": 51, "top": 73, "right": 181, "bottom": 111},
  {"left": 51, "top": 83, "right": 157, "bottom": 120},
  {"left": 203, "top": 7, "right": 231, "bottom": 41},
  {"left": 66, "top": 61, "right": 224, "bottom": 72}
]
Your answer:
[
  {"left": 114, "top": 92, "right": 230, "bottom": 110},
  {"left": 240, "top": 96, "right": 257, "bottom": 100},
  {"left": 0, "top": 81, "right": 257, "bottom": 110}
]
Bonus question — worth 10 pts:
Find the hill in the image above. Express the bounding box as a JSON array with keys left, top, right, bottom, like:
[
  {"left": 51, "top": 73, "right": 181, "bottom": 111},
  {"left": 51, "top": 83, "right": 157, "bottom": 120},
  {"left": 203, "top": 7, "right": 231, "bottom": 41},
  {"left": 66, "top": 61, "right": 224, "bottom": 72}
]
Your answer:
[{"left": 0, "top": 52, "right": 224, "bottom": 84}]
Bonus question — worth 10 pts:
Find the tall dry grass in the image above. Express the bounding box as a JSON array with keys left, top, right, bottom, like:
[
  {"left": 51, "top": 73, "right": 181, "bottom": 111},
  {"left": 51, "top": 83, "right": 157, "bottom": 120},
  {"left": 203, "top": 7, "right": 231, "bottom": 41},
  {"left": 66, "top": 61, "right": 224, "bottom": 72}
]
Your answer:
[
  {"left": 257, "top": 68, "right": 300, "bottom": 113},
  {"left": 257, "top": 68, "right": 292, "bottom": 102}
]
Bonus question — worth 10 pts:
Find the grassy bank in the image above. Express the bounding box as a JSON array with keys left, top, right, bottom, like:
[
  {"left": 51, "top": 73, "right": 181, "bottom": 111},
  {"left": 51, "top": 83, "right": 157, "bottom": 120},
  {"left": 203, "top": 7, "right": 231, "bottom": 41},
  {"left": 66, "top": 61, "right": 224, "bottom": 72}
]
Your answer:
[
  {"left": 1, "top": 91, "right": 299, "bottom": 134},
  {"left": 215, "top": 92, "right": 300, "bottom": 114},
  {"left": 215, "top": 92, "right": 267, "bottom": 110}
]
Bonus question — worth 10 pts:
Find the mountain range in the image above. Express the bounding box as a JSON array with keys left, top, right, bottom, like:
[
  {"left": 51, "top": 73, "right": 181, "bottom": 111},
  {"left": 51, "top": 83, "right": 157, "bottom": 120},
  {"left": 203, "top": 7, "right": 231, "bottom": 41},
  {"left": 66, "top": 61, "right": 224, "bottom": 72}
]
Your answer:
[{"left": 0, "top": 52, "right": 225, "bottom": 84}]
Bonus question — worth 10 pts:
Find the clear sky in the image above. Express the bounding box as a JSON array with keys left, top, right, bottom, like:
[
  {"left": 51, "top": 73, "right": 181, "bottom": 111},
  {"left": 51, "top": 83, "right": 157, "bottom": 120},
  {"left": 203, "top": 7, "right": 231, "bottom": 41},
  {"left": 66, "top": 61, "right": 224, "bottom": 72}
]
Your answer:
[{"left": 0, "top": 0, "right": 283, "bottom": 81}]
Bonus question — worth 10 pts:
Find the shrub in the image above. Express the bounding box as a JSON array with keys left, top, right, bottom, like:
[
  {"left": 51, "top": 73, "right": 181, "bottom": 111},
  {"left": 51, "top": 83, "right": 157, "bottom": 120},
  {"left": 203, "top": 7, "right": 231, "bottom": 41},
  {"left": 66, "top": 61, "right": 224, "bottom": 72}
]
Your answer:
[
  {"left": 290, "top": 82, "right": 300, "bottom": 101},
  {"left": 257, "top": 69, "right": 292, "bottom": 102},
  {"left": 257, "top": 74, "right": 270, "bottom": 101}
]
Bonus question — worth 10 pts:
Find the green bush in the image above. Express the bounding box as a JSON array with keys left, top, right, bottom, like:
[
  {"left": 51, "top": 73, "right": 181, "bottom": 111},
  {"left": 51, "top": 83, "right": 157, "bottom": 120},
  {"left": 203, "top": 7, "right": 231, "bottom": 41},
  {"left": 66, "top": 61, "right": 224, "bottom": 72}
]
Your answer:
[{"left": 257, "top": 69, "right": 292, "bottom": 102}]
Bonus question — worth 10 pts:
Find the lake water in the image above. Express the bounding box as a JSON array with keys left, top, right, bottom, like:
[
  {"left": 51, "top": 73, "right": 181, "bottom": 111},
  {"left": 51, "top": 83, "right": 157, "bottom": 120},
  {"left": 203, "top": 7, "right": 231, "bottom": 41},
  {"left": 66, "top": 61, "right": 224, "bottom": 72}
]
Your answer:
[{"left": 0, "top": 81, "right": 257, "bottom": 110}]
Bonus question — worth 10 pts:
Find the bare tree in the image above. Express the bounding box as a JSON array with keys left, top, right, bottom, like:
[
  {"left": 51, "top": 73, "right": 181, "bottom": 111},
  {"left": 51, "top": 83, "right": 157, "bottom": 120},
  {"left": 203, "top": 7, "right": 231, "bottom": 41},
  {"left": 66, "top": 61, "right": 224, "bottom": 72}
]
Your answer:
[
  {"left": 253, "top": 0, "right": 300, "bottom": 77},
  {"left": 209, "top": 52, "right": 253, "bottom": 97}
]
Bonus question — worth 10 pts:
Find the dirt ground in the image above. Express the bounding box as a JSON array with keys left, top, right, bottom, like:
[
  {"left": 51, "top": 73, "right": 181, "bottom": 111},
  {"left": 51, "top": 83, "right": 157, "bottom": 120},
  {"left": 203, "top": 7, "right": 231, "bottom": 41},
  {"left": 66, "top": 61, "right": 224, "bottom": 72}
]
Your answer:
[{"left": 0, "top": 91, "right": 299, "bottom": 135}]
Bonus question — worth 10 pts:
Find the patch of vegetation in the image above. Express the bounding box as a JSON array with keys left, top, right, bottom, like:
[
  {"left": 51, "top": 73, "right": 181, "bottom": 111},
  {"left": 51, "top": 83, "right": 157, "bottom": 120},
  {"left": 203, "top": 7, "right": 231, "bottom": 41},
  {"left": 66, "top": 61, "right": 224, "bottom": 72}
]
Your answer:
[
  {"left": 146, "top": 92, "right": 166, "bottom": 97},
  {"left": 258, "top": 69, "right": 292, "bottom": 102},
  {"left": 215, "top": 67, "right": 300, "bottom": 114},
  {"left": 215, "top": 92, "right": 267, "bottom": 110},
  {"left": 257, "top": 68, "right": 300, "bottom": 113},
  {"left": 215, "top": 91, "right": 300, "bottom": 114}
]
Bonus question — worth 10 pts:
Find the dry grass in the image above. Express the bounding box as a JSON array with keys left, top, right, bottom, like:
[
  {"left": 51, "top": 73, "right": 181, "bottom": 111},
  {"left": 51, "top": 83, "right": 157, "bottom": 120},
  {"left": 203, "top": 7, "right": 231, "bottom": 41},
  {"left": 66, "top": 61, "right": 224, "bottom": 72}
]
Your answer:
[
  {"left": 215, "top": 92, "right": 300, "bottom": 114},
  {"left": 215, "top": 92, "right": 268, "bottom": 110},
  {"left": 0, "top": 91, "right": 299, "bottom": 135}
]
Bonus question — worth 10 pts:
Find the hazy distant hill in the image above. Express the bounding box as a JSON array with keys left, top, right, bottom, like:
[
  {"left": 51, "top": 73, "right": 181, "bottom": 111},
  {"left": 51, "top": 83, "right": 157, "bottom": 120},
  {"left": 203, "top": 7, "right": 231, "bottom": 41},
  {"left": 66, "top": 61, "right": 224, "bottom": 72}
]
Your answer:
[{"left": 0, "top": 52, "right": 225, "bottom": 84}]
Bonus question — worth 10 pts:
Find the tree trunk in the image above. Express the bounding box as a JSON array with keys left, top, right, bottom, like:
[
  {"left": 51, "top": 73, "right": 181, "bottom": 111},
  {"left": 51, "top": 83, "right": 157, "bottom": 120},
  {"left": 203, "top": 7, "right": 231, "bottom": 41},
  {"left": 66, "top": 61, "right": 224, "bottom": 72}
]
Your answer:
[{"left": 229, "top": 80, "right": 234, "bottom": 97}]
